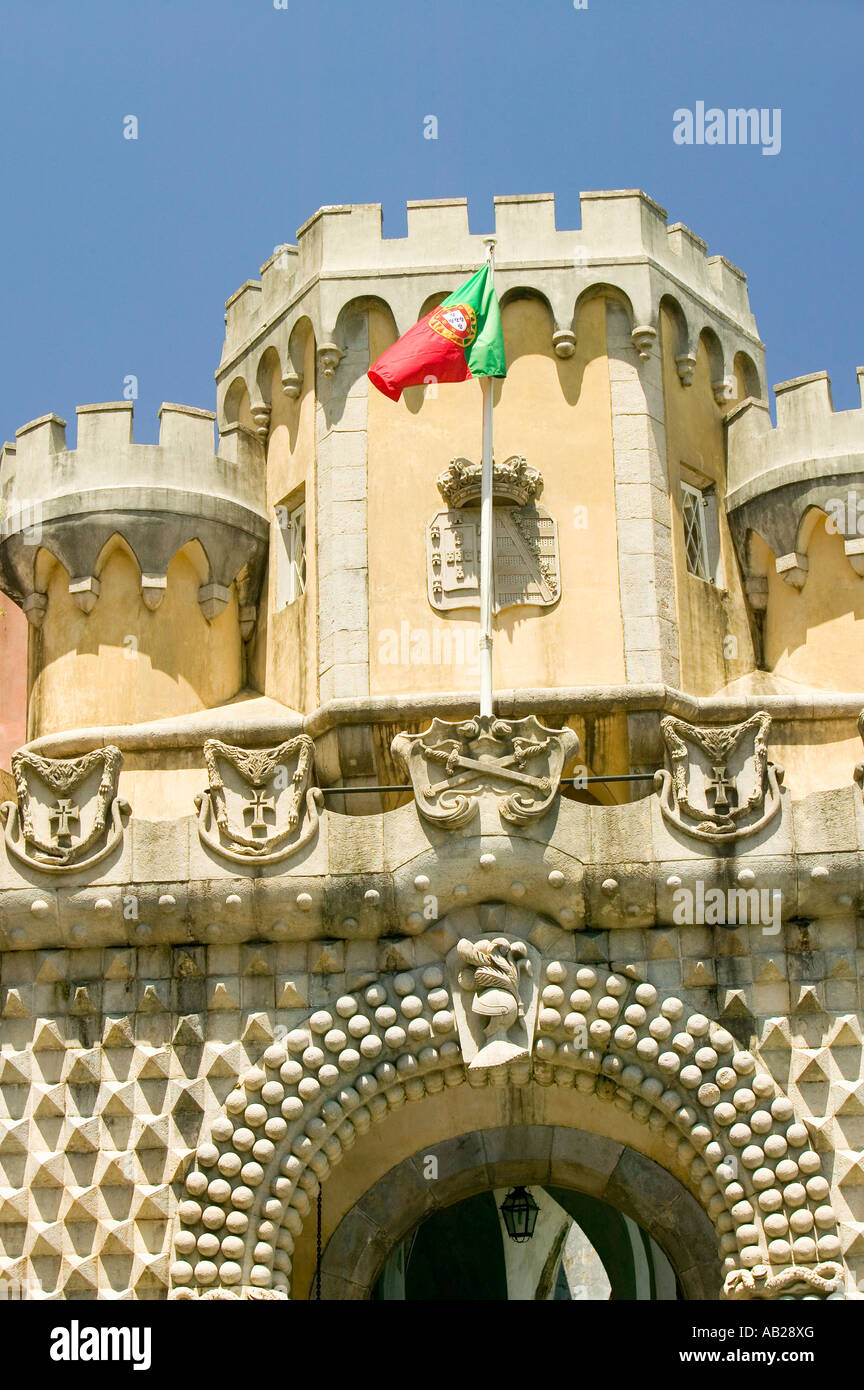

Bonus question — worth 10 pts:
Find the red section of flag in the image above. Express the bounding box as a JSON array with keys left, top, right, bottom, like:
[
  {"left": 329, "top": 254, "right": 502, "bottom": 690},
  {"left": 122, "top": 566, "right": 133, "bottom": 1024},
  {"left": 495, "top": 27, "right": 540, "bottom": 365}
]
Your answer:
[{"left": 367, "top": 312, "right": 472, "bottom": 401}]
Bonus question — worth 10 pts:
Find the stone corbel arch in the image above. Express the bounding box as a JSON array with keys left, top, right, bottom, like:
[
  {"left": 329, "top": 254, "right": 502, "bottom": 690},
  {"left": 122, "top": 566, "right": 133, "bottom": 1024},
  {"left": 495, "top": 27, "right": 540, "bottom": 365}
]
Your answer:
[{"left": 167, "top": 907, "right": 844, "bottom": 1302}]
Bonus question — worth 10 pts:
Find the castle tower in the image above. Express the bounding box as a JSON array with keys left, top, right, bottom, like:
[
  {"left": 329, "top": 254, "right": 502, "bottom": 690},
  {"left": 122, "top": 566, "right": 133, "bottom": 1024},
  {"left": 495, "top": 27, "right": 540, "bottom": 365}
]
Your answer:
[{"left": 0, "top": 192, "right": 861, "bottom": 1305}]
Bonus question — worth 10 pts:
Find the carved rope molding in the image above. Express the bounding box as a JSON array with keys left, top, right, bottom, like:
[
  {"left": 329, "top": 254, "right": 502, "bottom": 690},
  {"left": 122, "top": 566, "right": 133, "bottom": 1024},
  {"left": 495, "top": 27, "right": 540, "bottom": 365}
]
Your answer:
[{"left": 167, "top": 934, "right": 842, "bottom": 1302}]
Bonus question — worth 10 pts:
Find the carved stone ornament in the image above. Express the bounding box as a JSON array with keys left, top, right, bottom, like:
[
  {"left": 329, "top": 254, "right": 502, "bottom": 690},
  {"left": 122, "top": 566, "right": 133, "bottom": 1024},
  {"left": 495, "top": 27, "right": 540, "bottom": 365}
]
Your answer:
[
  {"left": 195, "top": 736, "right": 322, "bottom": 864},
  {"left": 392, "top": 714, "right": 579, "bottom": 828},
  {"left": 654, "top": 710, "right": 783, "bottom": 843},
  {"left": 0, "top": 745, "right": 129, "bottom": 872},
  {"left": 723, "top": 1261, "right": 843, "bottom": 1301},
  {"left": 428, "top": 455, "right": 559, "bottom": 614},
  {"left": 448, "top": 935, "right": 539, "bottom": 1069}
]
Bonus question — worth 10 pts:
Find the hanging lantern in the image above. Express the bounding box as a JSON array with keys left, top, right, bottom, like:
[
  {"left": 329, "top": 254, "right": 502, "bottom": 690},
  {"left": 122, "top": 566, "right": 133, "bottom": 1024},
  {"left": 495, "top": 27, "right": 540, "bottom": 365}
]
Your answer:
[{"left": 500, "top": 1185, "right": 539, "bottom": 1243}]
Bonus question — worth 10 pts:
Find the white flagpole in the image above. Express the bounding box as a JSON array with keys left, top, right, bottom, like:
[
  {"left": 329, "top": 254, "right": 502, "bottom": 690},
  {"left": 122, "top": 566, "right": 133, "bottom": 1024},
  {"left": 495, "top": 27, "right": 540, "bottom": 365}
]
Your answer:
[{"left": 479, "top": 237, "right": 496, "bottom": 719}]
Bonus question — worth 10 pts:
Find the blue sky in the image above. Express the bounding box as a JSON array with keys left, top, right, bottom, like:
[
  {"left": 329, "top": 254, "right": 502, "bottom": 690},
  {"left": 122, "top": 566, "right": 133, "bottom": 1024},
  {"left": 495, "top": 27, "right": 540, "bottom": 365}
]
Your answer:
[{"left": 1, "top": 0, "right": 861, "bottom": 445}]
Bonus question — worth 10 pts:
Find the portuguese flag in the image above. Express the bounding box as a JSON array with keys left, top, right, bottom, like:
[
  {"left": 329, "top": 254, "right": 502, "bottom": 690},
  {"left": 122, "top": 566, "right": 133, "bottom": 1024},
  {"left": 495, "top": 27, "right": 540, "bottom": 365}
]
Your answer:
[{"left": 367, "top": 263, "right": 506, "bottom": 401}]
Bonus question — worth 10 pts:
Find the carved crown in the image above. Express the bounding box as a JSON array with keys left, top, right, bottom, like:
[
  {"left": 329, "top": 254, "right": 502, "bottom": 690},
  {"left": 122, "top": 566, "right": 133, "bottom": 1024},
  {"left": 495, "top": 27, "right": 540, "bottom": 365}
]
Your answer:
[{"left": 436, "top": 455, "right": 542, "bottom": 509}]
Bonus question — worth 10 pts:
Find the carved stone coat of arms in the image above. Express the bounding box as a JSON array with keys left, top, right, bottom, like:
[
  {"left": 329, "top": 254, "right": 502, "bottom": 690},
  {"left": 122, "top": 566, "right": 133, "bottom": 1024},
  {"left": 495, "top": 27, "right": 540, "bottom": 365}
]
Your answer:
[
  {"left": 1, "top": 745, "right": 129, "bottom": 872},
  {"left": 195, "top": 736, "right": 322, "bottom": 864},
  {"left": 392, "top": 714, "right": 579, "bottom": 828},
  {"left": 448, "top": 935, "right": 539, "bottom": 1069},
  {"left": 654, "top": 710, "right": 783, "bottom": 843},
  {"left": 427, "top": 456, "right": 560, "bottom": 613}
]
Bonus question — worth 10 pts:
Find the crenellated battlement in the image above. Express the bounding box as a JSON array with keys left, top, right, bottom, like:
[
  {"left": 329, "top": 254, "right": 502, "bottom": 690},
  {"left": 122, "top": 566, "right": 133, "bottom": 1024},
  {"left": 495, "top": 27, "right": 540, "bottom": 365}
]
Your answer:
[
  {"left": 0, "top": 402, "right": 268, "bottom": 630},
  {"left": 727, "top": 368, "right": 864, "bottom": 585},
  {"left": 216, "top": 190, "right": 764, "bottom": 428}
]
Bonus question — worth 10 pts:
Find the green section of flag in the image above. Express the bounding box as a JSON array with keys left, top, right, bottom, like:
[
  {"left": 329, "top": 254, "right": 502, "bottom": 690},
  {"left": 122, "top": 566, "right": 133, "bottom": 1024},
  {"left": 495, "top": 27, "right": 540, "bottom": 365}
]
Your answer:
[{"left": 441, "top": 264, "right": 507, "bottom": 379}]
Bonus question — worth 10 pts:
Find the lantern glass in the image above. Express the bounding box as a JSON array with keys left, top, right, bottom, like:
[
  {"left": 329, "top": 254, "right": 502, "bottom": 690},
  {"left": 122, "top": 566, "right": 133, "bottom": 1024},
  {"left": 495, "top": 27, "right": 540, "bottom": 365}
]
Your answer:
[{"left": 500, "top": 1185, "right": 539, "bottom": 1242}]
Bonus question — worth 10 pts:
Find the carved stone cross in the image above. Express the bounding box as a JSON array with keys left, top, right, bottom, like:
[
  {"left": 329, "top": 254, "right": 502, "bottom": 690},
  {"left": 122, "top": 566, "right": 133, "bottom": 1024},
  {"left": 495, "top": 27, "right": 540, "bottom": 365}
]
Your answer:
[
  {"left": 242, "top": 789, "right": 276, "bottom": 831},
  {"left": 707, "top": 764, "right": 737, "bottom": 810},
  {"left": 49, "top": 798, "right": 80, "bottom": 843}
]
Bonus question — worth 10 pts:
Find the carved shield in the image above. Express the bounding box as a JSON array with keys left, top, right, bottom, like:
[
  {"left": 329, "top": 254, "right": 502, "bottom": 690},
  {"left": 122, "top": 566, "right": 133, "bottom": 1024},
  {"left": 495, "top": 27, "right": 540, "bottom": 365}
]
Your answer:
[
  {"left": 655, "top": 711, "right": 783, "bottom": 842},
  {"left": 392, "top": 714, "right": 579, "bottom": 828},
  {"left": 196, "top": 736, "right": 321, "bottom": 863},
  {"left": 2, "top": 745, "right": 128, "bottom": 871}
]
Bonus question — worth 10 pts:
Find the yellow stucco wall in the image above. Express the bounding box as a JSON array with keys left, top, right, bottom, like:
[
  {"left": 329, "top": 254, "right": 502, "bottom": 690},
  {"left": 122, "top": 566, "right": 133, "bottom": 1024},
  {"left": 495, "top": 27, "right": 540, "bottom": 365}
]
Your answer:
[
  {"left": 251, "top": 327, "right": 318, "bottom": 713},
  {"left": 759, "top": 516, "right": 864, "bottom": 690},
  {"left": 660, "top": 309, "right": 756, "bottom": 696},
  {"left": 366, "top": 295, "right": 625, "bottom": 696},
  {"left": 29, "top": 543, "right": 243, "bottom": 737}
]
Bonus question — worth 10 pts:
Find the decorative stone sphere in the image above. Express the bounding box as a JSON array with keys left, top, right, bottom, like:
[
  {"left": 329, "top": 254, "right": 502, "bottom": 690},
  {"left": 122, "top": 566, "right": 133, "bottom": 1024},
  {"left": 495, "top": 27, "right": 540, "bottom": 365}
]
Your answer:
[
  {"left": 714, "top": 1067, "right": 736, "bottom": 1091},
  {"left": 407, "top": 1018, "right": 431, "bottom": 1042},
  {"left": 207, "top": 1178, "right": 232, "bottom": 1204},
  {"left": 432, "top": 1010, "right": 454, "bottom": 1034},
  {"left": 657, "top": 1052, "right": 680, "bottom": 1075},
  {"left": 786, "top": 1123, "right": 808, "bottom": 1148},
  {"left": 605, "top": 974, "right": 627, "bottom": 997},
  {"left": 232, "top": 1128, "right": 256, "bottom": 1153},
  {"left": 338, "top": 1048, "right": 361, "bottom": 1070},
  {"left": 576, "top": 967, "right": 597, "bottom": 989},
  {"left": 774, "top": 1159, "right": 800, "bottom": 1184},
  {"left": 740, "top": 1146, "right": 765, "bottom": 1170},
  {"left": 791, "top": 1236, "right": 817, "bottom": 1261},
  {"left": 220, "top": 1262, "right": 243, "bottom": 1286},
  {"left": 384, "top": 1025, "right": 407, "bottom": 1049},
  {"left": 749, "top": 1109, "right": 773, "bottom": 1134},
  {"left": 194, "top": 1261, "right": 218, "bottom": 1285},
  {"left": 302, "top": 1047, "right": 325, "bottom": 1070},
  {"left": 783, "top": 1182, "right": 807, "bottom": 1208},
  {"left": 732, "top": 1051, "right": 756, "bottom": 1075},
  {"left": 365, "top": 984, "right": 387, "bottom": 1007},
  {"left": 298, "top": 1078, "right": 321, "bottom": 1102},
  {"left": 542, "top": 984, "right": 565, "bottom": 1008},
  {"left": 798, "top": 1150, "right": 821, "bottom": 1176},
  {"left": 422, "top": 967, "right": 444, "bottom": 989},
  {"left": 211, "top": 1116, "right": 235, "bottom": 1143},
  {"left": 635, "top": 1038, "right": 659, "bottom": 1062},
  {"left": 817, "top": 1234, "right": 841, "bottom": 1259},
  {"left": 757, "top": 1188, "right": 783, "bottom": 1213},
  {"left": 767, "top": 1240, "right": 791, "bottom": 1263},
  {"left": 374, "top": 1006, "right": 397, "bottom": 1028},
  {"left": 698, "top": 1082, "right": 721, "bottom": 1108},
  {"left": 539, "top": 1008, "right": 562, "bottom": 1033},
  {"left": 729, "top": 1124, "right": 753, "bottom": 1149},
  {"left": 805, "top": 1176, "right": 829, "bottom": 1202},
  {"left": 249, "top": 1265, "right": 272, "bottom": 1287},
  {"left": 660, "top": 997, "right": 684, "bottom": 1021},
  {"left": 730, "top": 1199, "right": 753, "bottom": 1222},
  {"left": 231, "top": 1186, "right": 255, "bottom": 1210},
  {"left": 400, "top": 995, "right": 423, "bottom": 1019},
  {"left": 281, "top": 1097, "right": 304, "bottom": 1122},
  {"left": 588, "top": 1019, "right": 612, "bottom": 1046},
  {"left": 770, "top": 1096, "right": 794, "bottom": 1122},
  {"left": 763, "top": 1134, "right": 788, "bottom": 1161},
  {"left": 309, "top": 1011, "right": 333, "bottom": 1035},
  {"left": 569, "top": 989, "right": 593, "bottom": 1012},
  {"left": 735, "top": 1223, "right": 759, "bottom": 1247},
  {"left": 226, "top": 1210, "right": 249, "bottom": 1234},
  {"left": 596, "top": 996, "right": 620, "bottom": 1020},
  {"left": 427, "top": 989, "right": 449, "bottom": 1011},
  {"left": 763, "top": 1212, "right": 789, "bottom": 1238},
  {"left": 245, "top": 1104, "right": 268, "bottom": 1129},
  {"left": 623, "top": 1004, "right": 646, "bottom": 1027},
  {"left": 789, "top": 1208, "right": 814, "bottom": 1234},
  {"left": 687, "top": 1014, "right": 711, "bottom": 1038},
  {"left": 751, "top": 1167, "right": 775, "bottom": 1191},
  {"left": 226, "top": 1090, "right": 247, "bottom": 1115},
  {"left": 679, "top": 1065, "right": 702, "bottom": 1089},
  {"left": 713, "top": 1103, "right": 736, "bottom": 1127},
  {"left": 394, "top": 973, "right": 416, "bottom": 996},
  {"left": 324, "top": 1029, "right": 348, "bottom": 1053},
  {"left": 634, "top": 983, "right": 657, "bottom": 1006},
  {"left": 201, "top": 1205, "right": 229, "bottom": 1232},
  {"left": 218, "top": 1153, "right": 243, "bottom": 1178},
  {"left": 175, "top": 1231, "right": 196, "bottom": 1256},
  {"left": 170, "top": 1261, "right": 193, "bottom": 1285},
  {"left": 614, "top": 1025, "right": 638, "bottom": 1050},
  {"left": 261, "top": 1081, "right": 285, "bottom": 1106},
  {"left": 197, "top": 1233, "right": 220, "bottom": 1258},
  {"left": 752, "top": 1073, "right": 775, "bottom": 1098},
  {"left": 535, "top": 1037, "right": 557, "bottom": 1060},
  {"left": 336, "top": 995, "right": 358, "bottom": 1018},
  {"left": 242, "top": 1162, "right": 265, "bottom": 1186},
  {"left": 185, "top": 1171, "right": 208, "bottom": 1198},
  {"left": 360, "top": 1034, "right": 383, "bottom": 1058},
  {"left": 648, "top": 1017, "right": 672, "bottom": 1041},
  {"left": 280, "top": 1060, "right": 304, "bottom": 1085}
]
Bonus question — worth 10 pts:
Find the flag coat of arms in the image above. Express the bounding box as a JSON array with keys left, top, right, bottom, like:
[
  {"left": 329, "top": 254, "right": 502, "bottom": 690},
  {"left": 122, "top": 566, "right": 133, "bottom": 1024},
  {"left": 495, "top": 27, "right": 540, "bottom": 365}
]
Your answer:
[{"left": 367, "top": 263, "right": 506, "bottom": 400}]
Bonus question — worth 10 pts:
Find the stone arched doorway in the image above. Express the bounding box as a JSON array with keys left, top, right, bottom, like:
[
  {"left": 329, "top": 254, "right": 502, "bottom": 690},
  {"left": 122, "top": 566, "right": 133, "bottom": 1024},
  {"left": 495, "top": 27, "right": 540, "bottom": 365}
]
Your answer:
[
  {"left": 168, "top": 909, "right": 845, "bottom": 1302},
  {"left": 308, "top": 1122, "right": 720, "bottom": 1300}
]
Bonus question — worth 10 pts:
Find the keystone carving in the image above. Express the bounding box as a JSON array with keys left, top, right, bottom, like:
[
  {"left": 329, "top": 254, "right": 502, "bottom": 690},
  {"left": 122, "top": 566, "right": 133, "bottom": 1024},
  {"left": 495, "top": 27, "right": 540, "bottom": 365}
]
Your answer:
[
  {"left": 392, "top": 714, "right": 579, "bottom": 828},
  {"left": 1, "top": 745, "right": 129, "bottom": 872},
  {"left": 654, "top": 710, "right": 783, "bottom": 843},
  {"left": 449, "top": 935, "right": 539, "bottom": 1069},
  {"left": 195, "top": 736, "right": 322, "bottom": 864}
]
